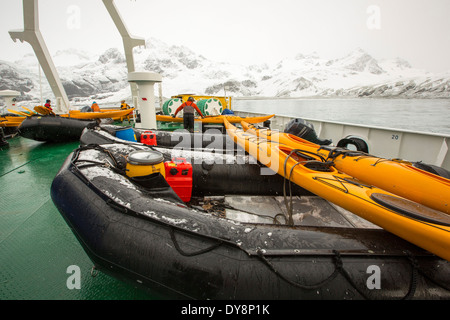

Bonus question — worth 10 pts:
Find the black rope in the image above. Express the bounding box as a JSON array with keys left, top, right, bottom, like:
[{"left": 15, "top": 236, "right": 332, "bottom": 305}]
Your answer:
[
  {"left": 282, "top": 149, "right": 307, "bottom": 225},
  {"left": 371, "top": 158, "right": 393, "bottom": 166},
  {"left": 73, "top": 144, "right": 120, "bottom": 167},
  {"left": 221, "top": 203, "right": 286, "bottom": 224},
  {"left": 402, "top": 252, "right": 419, "bottom": 300},
  {"left": 332, "top": 250, "right": 372, "bottom": 300},
  {"left": 256, "top": 249, "right": 341, "bottom": 290},
  {"left": 323, "top": 176, "right": 349, "bottom": 192},
  {"left": 319, "top": 146, "right": 368, "bottom": 162},
  {"left": 169, "top": 227, "right": 223, "bottom": 257},
  {"left": 72, "top": 144, "right": 130, "bottom": 176},
  {"left": 283, "top": 156, "right": 303, "bottom": 226},
  {"left": 336, "top": 252, "right": 421, "bottom": 300},
  {"left": 273, "top": 213, "right": 288, "bottom": 225},
  {"left": 255, "top": 249, "right": 443, "bottom": 300}
]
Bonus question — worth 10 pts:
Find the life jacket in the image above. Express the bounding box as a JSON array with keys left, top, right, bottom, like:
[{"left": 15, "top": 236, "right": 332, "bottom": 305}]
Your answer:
[
  {"left": 91, "top": 103, "right": 100, "bottom": 112},
  {"left": 183, "top": 101, "right": 198, "bottom": 114}
]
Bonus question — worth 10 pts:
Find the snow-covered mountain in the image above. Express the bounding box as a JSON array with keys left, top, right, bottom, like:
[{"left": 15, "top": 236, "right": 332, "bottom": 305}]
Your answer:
[{"left": 1, "top": 37, "right": 449, "bottom": 106}]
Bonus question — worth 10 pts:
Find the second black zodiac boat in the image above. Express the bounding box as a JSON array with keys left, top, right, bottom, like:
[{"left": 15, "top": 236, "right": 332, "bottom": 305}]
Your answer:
[{"left": 18, "top": 116, "right": 97, "bottom": 142}]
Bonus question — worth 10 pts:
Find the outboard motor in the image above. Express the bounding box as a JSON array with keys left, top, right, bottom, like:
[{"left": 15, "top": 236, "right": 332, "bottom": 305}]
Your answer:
[
  {"left": 80, "top": 106, "right": 92, "bottom": 113},
  {"left": 284, "top": 118, "right": 332, "bottom": 145},
  {"left": 413, "top": 162, "right": 450, "bottom": 179}
]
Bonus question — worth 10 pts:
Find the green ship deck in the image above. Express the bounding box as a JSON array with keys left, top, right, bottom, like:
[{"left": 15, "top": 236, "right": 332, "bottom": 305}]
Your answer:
[{"left": 0, "top": 136, "right": 158, "bottom": 300}]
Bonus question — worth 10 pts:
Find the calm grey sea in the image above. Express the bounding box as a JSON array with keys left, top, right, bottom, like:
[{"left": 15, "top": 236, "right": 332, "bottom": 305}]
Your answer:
[{"left": 233, "top": 98, "right": 450, "bottom": 135}]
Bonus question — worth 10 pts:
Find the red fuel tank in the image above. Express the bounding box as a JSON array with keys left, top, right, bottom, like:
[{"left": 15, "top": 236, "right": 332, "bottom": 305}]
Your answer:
[
  {"left": 164, "top": 157, "right": 193, "bottom": 202},
  {"left": 140, "top": 130, "right": 157, "bottom": 146}
]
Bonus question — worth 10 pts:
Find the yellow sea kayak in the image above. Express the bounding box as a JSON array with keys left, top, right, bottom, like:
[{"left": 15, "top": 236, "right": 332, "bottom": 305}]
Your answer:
[
  {"left": 34, "top": 106, "right": 55, "bottom": 115},
  {"left": 225, "top": 118, "right": 450, "bottom": 261},
  {"left": 156, "top": 114, "right": 274, "bottom": 124},
  {"left": 241, "top": 121, "right": 450, "bottom": 214},
  {"left": 59, "top": 108, "right": 135, "bottom": 120},
  {"left": 22, "top": 106, "right": 134, "bottom": 120},
  {"left": 22, "top": 106, "right": 38, "bottom": 115},
  {"left": 0, "top": 115, "right": 26, "bottom": 127}
]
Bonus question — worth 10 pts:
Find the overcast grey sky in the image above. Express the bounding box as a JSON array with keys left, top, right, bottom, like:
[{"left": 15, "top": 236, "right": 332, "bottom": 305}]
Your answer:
[{"left": 1, "top": 0, "right": 449, "bottom": 73}]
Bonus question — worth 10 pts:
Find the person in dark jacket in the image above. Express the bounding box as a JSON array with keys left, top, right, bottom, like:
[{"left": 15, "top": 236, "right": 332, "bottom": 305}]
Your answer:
[{"left": 173, "top": 97, "right": 205, "bottom": 132}]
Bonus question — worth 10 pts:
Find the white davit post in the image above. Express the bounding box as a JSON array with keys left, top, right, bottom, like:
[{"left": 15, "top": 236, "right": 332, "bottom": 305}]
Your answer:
[
  {"left": 102, "top": 0, "right": 146, "bottom": 105},
  {"left": 128, "top": 72, "right": 162, "bottom": 130},
  {"left": 0, "top": 90, "right": 21, "bottom": 111}
]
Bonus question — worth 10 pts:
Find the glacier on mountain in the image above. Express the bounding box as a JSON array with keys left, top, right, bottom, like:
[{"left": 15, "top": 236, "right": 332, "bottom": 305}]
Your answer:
[{"left": 0, "top": 37, "right": 448, "bottom": 107}]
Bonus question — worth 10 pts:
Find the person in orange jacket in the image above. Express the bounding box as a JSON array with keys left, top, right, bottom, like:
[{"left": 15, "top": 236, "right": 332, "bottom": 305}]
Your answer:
[
  {"left": 173, "top": 97, "right": 205, "bottom": 133},
  {"left": 91, "top": 101, "right": 100, "bottom": 112}
]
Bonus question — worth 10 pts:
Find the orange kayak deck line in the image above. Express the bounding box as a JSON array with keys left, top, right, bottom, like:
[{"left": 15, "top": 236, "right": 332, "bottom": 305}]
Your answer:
[
  {"left": 225, "top": 118, "right": 450, "bottom": 261},
  {"left": 241, "top": 121, "right": 450, "bottom": 215}
]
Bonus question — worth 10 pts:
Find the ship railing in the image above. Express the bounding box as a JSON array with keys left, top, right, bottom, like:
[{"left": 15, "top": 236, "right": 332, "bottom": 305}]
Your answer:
[{"left": 233, "top": 110, "right": 450, "bottom": 171}]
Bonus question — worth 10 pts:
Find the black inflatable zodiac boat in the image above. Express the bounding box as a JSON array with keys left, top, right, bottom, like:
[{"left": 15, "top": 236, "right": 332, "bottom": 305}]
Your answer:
[{"left": 50, "top": 126, "right": 450, "bottom": 299}]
